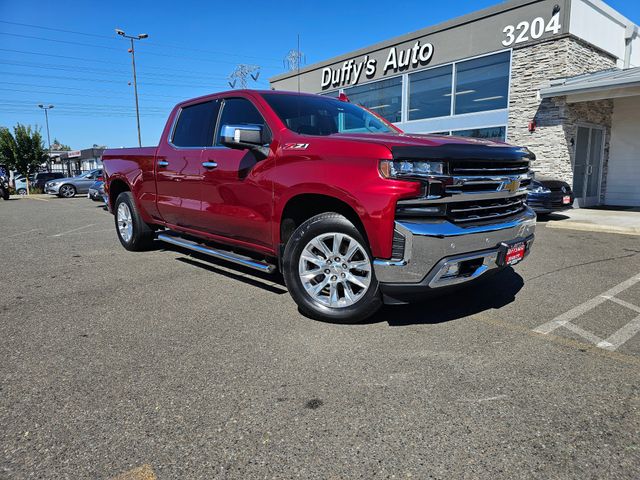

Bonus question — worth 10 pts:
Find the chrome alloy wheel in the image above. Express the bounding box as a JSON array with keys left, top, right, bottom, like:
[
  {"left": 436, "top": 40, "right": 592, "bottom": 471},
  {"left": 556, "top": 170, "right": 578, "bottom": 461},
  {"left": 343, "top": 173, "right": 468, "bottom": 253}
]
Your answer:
[
  {"left": 117, "top": 202, "right": 133, "bottom": 243},
  {"left": 298, "top": 232, "right": 372, "bottom": 308},
  {"left": 59, "top": 185, "right": 75, "bottom": 197}
]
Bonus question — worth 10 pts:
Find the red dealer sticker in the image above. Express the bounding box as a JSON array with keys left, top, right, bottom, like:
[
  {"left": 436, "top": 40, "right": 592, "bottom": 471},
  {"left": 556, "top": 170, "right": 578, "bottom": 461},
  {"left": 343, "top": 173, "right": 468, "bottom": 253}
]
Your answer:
[
  {"left": 505, "top": 242, "right": 526, "bottom": 265},
  {"left": 563, "top": 195, "right": 571, "bottom": 204}
]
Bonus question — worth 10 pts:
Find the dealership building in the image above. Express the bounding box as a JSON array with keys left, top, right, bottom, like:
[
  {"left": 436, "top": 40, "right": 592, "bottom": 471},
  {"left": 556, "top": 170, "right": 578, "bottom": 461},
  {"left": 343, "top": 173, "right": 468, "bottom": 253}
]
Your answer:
[{"left": 270, "top": 0, "right": 640, "bottom": 207}]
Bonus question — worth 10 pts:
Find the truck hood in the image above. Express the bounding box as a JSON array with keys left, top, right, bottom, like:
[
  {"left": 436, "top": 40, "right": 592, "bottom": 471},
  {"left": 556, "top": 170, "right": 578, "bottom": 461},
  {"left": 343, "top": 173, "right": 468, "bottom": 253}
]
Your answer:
[
  {"left": 328, "top": 132, "right": 507, "bottom": 148},
  {"left": 327, "top": 132, "right": 531, "bottom": 160}
]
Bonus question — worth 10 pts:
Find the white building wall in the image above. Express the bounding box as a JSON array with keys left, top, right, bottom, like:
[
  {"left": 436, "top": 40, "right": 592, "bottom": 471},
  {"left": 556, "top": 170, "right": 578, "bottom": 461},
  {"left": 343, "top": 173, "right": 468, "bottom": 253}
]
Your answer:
[
  {"left": 569, "top": 0, "right": 638, "bottom": 68},
  {"left": 605, "top": 96, "right": 640, "bottom": 206}
]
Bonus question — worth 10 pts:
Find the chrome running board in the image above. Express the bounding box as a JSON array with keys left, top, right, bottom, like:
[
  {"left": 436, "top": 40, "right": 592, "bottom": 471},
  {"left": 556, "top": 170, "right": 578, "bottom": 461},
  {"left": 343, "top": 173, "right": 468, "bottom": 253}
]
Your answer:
[{"left": 157, "top": 232, "right": 276, "bottom": 274}]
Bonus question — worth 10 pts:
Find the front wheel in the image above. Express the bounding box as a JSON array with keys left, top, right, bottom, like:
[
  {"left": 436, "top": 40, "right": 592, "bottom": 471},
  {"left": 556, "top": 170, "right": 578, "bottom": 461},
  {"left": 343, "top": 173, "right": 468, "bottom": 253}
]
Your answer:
[
  {"left": 283, "top": 213, "right": 382, "bottom": 323},
  {"left": 58, "top": 184, "right": 76, "bottom": 198},
  {"left": 17, "top": 188, "right": 27, "bottom": 196}
]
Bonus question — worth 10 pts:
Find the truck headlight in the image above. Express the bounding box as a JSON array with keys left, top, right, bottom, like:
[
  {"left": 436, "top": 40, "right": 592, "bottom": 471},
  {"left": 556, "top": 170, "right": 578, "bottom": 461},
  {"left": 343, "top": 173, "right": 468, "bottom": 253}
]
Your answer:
[{"left": 379, "top": 160, "right": 445, "bottom": 179}]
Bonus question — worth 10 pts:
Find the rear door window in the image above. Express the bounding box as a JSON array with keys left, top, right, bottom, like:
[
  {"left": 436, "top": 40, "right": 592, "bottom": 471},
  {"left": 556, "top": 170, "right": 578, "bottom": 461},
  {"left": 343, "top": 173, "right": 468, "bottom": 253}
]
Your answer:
[{"left": 172, "top": 100, "right": 221, "bottom": 147}]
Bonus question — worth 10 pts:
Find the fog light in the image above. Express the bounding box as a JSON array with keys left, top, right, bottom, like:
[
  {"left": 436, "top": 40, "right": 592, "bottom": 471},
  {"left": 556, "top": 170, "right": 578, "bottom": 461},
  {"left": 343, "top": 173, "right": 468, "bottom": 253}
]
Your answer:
[{"left": 443, "top": 263, "right": 460, "bottom": 278}]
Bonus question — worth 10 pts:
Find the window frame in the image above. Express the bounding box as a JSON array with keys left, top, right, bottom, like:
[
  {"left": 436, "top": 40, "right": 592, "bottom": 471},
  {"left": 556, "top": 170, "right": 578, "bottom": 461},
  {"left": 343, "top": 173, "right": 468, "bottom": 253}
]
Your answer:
[
  {"left": 214, "top": 96, "right": 272, "bottom": 147},
  {"left": 168, "top": 98, "right": 223, "bottom": 150}
]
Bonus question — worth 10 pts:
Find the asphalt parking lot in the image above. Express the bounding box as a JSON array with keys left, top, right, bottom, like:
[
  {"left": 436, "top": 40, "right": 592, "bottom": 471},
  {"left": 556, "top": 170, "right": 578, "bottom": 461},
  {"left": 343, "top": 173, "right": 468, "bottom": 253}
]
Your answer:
[{"left": 1, "top": 196, "right": 639, "bottom": 479}]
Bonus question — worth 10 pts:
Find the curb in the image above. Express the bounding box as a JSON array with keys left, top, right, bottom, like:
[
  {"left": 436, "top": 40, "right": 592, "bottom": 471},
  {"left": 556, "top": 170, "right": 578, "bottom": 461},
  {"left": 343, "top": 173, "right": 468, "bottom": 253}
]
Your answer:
[{"left": 546, "top": 221, "right": 640, "bottom": 236}]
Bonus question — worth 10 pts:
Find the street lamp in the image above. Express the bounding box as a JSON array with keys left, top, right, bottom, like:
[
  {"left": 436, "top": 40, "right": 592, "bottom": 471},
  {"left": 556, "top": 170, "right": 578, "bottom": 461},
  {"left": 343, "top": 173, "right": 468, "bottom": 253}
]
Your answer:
[
  {"left": 38, "top": 104, "right": 54, "bottom": 173},
  {"left": 115, "top": 28, "right": 148, "bottom": 147}
]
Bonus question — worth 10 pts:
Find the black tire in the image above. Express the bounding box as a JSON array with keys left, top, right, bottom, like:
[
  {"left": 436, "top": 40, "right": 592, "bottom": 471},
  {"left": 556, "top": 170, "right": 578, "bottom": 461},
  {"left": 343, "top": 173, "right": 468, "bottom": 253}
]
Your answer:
[
  {"left": 17, "top": 188, "right": 27, "bottom": 196},
  {"left": 282, "top": 212, "right": 382, "bottom": 323},
  {"left": 59, "top": 184, "right": 76, "bottom": 198},
  {"left": 113, "top": 191, "right": 155, "bottom": 251},
  {"left": 1, "top": 187, "right": 9, "bottom": 200}
]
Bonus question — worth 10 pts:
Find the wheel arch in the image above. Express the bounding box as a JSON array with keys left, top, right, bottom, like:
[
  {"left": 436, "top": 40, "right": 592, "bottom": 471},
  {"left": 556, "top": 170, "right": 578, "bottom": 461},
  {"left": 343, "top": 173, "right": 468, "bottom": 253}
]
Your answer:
[
  {"left": 278, "top": 192, "right": 370, "bottom": 251},
  {"left": 107, "top": 177, "right": 131, "bottom": 212}
]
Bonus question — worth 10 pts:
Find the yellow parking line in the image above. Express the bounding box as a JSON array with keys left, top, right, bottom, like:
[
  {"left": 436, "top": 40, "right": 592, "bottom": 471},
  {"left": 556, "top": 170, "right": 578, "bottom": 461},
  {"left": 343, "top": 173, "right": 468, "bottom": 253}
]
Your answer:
[{"left": 109, "top": 464, "right": 157, "bottom": 480}]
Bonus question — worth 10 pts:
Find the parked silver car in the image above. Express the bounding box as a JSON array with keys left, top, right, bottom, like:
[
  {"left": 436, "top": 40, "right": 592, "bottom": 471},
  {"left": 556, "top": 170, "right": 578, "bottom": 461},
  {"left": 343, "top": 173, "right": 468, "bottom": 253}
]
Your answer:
[{"left": 44, "top": 169, "right": 103, "bottom": 198}]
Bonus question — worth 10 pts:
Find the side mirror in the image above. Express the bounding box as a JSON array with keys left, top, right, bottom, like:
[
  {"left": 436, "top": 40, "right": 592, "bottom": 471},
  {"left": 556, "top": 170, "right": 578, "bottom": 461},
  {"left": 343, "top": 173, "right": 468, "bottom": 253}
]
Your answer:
[{"left": 220, "top": 124, "right": 267, "bottom": 150}]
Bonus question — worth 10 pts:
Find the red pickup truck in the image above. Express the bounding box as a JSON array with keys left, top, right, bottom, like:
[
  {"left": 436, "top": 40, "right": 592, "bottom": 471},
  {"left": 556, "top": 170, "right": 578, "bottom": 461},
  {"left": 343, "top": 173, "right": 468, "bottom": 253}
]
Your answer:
[{"left": 103, "top": 90, "right": 536, "bottom": 322}]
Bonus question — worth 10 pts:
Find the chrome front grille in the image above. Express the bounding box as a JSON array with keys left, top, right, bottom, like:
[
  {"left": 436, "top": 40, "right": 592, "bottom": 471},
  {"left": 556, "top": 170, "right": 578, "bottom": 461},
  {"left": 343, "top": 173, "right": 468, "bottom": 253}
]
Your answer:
[
  {"left": 390, "top": 145, "right": 534, "bottom": 227},
  {"left": 450, "top": 159, "right": 530, "bottom": 176},
  {"left": 447, "top": 195, "right": 527, "bottom": 223}
]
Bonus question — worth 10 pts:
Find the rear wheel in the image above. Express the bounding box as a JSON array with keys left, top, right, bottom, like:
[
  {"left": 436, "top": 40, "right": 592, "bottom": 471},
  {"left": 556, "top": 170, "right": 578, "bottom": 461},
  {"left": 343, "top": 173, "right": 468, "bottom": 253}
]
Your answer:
[
  {"left": 17, "top": 188, "right": 27, "bottom": 195},
  {"left": 1, "top": 187, "right": 9, "bottom": 200},
  {"left": 59, "top": 184, "right": 76, "bottom": 198},
  {"left": 114, "top": 192, "right": 155, "bottom": 251},
  {"left": 283, "top": 212, "right": 382, "bottom": 323}
]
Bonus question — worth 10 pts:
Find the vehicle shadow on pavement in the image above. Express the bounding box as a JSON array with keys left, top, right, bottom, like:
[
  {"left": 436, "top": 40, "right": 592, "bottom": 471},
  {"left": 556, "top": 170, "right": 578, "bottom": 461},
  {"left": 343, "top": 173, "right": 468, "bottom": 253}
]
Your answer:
[
  {"left": 536, "top": 213, "right": 570, "bottom": 223},
  {"left": 370, "top": 268, "right": 524, "bottom": 327},
  {"left": 174, "top": 254, "right": 288, "bottom": 295}
]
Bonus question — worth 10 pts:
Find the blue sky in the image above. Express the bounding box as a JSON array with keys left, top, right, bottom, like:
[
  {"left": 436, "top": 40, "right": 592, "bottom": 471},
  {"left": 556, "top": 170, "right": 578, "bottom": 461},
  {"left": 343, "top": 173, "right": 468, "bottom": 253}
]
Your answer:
[{"left": 1, "top": 0, "right": 638, "bottom": 149}]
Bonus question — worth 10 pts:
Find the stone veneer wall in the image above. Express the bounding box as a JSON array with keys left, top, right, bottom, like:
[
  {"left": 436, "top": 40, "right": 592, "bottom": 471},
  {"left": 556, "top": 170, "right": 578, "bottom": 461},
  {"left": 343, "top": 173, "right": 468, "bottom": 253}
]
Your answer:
[{"left": 508, "top": 37, "right": 616, "bottom": 199}]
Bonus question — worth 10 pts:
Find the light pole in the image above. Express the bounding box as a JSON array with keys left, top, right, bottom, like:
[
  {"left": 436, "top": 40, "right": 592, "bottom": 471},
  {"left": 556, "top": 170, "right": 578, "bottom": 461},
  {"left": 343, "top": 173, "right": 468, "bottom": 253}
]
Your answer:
[
  {"left": 38, "top": 104, "right": 54, "bottom": 178},
  {"left": 115, "top": 29, "right": 148, "bottom": 147}
]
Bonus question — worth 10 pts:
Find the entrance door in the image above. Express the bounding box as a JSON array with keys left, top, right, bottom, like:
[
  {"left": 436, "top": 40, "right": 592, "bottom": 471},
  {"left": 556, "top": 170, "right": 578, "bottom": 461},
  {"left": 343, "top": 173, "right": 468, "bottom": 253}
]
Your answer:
[{"left": 573, "top": 126, "right": 605, "bottom": 207}]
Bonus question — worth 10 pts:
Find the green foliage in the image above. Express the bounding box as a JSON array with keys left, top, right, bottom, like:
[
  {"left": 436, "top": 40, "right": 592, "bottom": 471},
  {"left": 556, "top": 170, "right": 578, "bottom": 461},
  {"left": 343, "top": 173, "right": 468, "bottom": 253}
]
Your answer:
[
  {"left": 0, "top": 124, "right": 46, "bottom": 177},
  {"left": 52, "top": 138, "right": 72, "bottom": 151}
]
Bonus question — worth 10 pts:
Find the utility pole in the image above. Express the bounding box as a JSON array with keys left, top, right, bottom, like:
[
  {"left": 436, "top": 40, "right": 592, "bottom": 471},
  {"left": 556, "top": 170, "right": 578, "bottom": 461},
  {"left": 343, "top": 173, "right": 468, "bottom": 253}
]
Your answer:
[
  {"left": 115, "top": 29, "right": 148, "bottom": 147},
  {"left": 38, "top": 104, "right": 54, "bottom": 173},
  {"left": 228, "top": 64, "right": 261, "bottom": 89}
]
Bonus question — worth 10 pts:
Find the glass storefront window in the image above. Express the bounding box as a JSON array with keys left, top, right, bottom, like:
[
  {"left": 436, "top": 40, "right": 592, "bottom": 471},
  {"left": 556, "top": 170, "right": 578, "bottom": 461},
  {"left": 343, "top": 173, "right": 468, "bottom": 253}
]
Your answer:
[
  {"left": 344, "top": 77, "right": 402, "bottom": 123},
  {"left": 454, "top": 51, "right": 510, "bottom": 115},
  {"left": 451, "top": 126, "right": 506, "bottom": 142},
  {"left": 408, "top": 65, "right": 453, "bottom": 120}
]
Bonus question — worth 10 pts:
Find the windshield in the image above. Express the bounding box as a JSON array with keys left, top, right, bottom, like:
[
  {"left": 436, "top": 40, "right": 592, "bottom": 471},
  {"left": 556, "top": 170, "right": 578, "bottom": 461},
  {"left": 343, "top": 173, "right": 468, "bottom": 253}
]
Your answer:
[{"left": 262, "top": 93, "right": 395, "bottom": 136}]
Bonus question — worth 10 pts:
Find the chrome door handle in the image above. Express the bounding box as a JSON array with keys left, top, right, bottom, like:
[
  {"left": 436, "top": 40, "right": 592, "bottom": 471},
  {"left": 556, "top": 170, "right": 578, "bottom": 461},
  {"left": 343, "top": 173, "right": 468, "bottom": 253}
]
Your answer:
[
  {"left": 158, "top": 160, "right": 169, "bottom": 167},
  {"left": 202, "top": 161, "right": 218, "bottom": 169}
]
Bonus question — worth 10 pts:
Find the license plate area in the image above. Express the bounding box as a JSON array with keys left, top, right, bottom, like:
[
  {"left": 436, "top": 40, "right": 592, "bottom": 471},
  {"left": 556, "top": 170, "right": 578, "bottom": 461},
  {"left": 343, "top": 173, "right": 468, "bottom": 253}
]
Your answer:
[{"left": 498, "top": 241, "right": 526, "bottom": 266}]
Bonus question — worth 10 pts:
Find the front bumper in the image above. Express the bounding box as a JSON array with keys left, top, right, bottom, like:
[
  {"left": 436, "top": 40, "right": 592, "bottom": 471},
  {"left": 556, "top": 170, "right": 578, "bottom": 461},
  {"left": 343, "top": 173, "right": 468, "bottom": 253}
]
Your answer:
[
  {"left": 373, "top": 207, "right": 536, "bottom": 301},
  {"left": 527, "top": 192, "right": 573, "bottom": 213},
  {"left": 44, "top": 184, "right": 61, "bottom": 195}
]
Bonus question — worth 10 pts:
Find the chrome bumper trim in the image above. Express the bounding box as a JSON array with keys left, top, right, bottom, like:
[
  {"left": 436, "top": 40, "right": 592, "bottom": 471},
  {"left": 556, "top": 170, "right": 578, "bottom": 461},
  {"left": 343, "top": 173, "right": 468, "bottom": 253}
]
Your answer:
[{"left": 373, "top": 207, "right": 536, "bottom": 284}]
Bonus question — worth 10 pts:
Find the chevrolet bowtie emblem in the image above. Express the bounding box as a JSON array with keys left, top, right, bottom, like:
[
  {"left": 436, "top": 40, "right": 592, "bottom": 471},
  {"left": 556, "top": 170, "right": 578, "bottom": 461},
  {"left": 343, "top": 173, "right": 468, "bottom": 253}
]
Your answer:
[{"left": 501, "top": 179, "right": 520, "bottom": 193}]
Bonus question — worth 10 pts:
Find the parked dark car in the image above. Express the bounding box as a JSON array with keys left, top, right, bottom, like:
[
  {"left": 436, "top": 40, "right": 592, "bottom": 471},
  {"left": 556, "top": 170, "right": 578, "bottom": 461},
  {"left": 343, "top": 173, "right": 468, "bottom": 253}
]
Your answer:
[
  {"left": 0, "top": 167, "right": 9, "bottom": 200},
  {"left": 87, "top": 180, "right": 107, "bottom": 203},
  {"left": 32, "top": 172, "right": 65, "bottom": 190},
  {"left": 527, "top": 177, "right": 574, "bottom": 214}
]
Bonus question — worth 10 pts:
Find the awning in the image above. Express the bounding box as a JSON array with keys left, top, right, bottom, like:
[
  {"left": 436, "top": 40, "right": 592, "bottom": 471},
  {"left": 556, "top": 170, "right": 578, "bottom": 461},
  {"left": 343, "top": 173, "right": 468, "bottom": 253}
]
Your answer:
[{"left": 539, "top": 67, "right": 640, "bottom": 103}]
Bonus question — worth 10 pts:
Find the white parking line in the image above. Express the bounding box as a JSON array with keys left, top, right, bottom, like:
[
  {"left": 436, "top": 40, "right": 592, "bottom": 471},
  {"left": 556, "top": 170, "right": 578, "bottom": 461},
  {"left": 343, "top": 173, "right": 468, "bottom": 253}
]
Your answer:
[
  {"left": 6, "top": 228, "right": 40, "bottom": 238},
  {"left": 598, "top": 315, "right": 640, "bottom": 351},
  {"left": 49, "top": 223, "right": 96, "bottom": 237},
  {"left": 534, "top": 272, "right": 640, "bottom": 351},
  {"left": 534, "top": 273, "right": 640, "bottom": 334}
]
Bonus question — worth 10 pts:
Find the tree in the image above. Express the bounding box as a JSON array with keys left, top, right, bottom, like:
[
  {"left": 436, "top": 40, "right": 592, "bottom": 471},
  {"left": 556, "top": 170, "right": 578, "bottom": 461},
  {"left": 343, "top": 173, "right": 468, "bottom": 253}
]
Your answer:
[
  {"left": 52, "top": 138, "right": 72, "bottom": 151},
  {"left": 0, "top": 124, "right": 47, "bottom": 194}
]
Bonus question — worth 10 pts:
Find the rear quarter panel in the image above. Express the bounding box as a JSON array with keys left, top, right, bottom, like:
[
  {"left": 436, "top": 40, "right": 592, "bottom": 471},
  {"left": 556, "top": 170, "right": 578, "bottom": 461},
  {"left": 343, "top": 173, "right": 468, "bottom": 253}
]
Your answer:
[{"left": 102, "top": 147, "right": 159, "bottom": 222}]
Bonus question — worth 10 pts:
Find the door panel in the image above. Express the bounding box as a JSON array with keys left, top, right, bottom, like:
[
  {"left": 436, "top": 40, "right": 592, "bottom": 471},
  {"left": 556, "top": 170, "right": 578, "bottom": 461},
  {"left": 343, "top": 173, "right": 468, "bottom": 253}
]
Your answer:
[
  {"left": 198, "top": 96, "right": 273, "bottom": 248},
  {"left": 200, "top": 148, "right": 273, "bottom": 247},
  {"left": 155, "top": 99, "right": 220, "bottom": 229},
  {"left": 586, "top": 128, "right": 603, "bottom": 198},
  {"left": 155, "top": 150, "right": 203, "bottom": 228}
]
